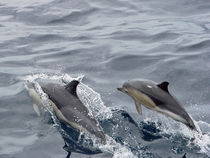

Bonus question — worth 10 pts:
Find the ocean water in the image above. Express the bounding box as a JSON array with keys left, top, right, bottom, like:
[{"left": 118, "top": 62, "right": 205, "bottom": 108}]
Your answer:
[{"left": 0, "top": 0, "right": 210, "bottom": 157}]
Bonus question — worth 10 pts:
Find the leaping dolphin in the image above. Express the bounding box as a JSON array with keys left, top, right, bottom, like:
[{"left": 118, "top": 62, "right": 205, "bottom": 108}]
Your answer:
[
  {"left": 117, "top": 79, "right": 197, "bottom": 131},
  {"left": 25, "top": 80, "right": 106, "bottom": 143}
]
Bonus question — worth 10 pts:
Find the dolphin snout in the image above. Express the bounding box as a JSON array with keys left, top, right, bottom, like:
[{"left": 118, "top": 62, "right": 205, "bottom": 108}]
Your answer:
[
  {"left": 117, "top": 87, "right": 128, "bottom": 93},
  {"left": 117, "top": 87, "right": 123, "bottom": 92}
]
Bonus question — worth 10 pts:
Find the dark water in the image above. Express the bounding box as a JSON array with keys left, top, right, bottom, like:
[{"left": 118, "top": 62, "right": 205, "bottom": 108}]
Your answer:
[{"left": 1, "top": 0, "right": 210, "bottom": 157}]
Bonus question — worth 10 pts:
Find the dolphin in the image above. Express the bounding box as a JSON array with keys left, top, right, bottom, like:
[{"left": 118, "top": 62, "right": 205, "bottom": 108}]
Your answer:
[
  {"left": 25, "top": 80, "right": 106, "bottom": 143},
  {"left": 117, "top": 79, "right": 197, "bottom": 131}
]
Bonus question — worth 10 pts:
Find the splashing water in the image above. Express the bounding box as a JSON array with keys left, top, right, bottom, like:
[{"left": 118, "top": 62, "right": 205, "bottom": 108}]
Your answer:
[
  {"left": 24, "top": 73, "right": 137, "bottom": 158},
  {"left": 100, "top": 136, "right": 138, "bottom": 158},
  {"left": 193, "top": 121, "right": 210, "bottom": 156},
  {"left": 24, "top": 73, "right": 210, "bottom": 157},
  {"left": 142, "top": 108, "right": 210, "bottom": 156},
  {"left": 61, "top": 73, "right": 113, "bottom": 120}
]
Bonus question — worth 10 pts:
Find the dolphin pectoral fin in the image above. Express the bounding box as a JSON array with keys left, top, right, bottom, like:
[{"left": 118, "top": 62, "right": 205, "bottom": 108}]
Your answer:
[
  {"left": 33, "top": 104, "right": 41, "bottom": 116},
  {"left": 135, "top": 101, "right": 142, "bottom": 115}
]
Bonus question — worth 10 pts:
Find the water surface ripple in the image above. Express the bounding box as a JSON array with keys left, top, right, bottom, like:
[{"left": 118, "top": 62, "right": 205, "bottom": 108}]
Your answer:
[{"left": 0, "top": 0, "right": 210, "bottom": 157}]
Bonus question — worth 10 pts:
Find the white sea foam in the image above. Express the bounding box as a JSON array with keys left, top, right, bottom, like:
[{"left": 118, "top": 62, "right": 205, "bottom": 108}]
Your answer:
[
  {"left": 193, "top": 121, "right": 210, "bottom": 156},
  {"left": 96, "top": 136, "right": 138, "bottom": 158}
]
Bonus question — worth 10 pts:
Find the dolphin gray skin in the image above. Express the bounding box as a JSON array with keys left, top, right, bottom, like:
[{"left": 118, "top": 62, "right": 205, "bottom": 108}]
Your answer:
[
  {"left": 117, "top": 79, "right": 197, "bottom": 131},
  {"left": 26, "top": 80, "right": 106, "bottom": 143}
]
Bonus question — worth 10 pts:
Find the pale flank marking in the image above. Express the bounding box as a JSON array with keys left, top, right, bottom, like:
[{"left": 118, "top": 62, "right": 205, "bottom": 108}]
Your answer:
[
  {"left": 155, "top": 107, "right": 187, "bottom": 124},
  {"left": 128, "top": 88, "right": 187, "bottom": 124},
  {"left": 128, "top": 89, "right": 156, "bottom": 110},
  {"left": 33, "top": 104, "right": 40, "bottom": 116}
]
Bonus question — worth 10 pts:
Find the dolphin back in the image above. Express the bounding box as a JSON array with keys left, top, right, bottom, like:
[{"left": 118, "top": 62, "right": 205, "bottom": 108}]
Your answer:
[{"left": 40, "top": 81, "right": 106, "bottom": 142}]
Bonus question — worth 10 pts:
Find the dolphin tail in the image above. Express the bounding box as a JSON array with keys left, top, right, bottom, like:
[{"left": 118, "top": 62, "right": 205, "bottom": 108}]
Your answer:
[
  {"left": 182, "top": 153, "right": 186, "bottom": 158},
  {"left": 185, "top": 117, "right": 198, "bottom": 132},
  {"left": 94, "top": 129, "right": 106, "bottom": 144}
]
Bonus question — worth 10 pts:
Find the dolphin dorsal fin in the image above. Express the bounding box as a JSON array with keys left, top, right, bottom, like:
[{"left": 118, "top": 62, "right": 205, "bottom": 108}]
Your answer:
[
  {"left": 157, "top": 81, "right": 169, "bottom": 93},
  {"left": 65, "top": 80, "right": 79, "bottom": 96}
]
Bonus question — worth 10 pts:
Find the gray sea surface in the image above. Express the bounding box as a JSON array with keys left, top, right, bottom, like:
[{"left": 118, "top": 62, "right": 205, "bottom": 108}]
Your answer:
[{"left": 0, "top": 0, "right": 210, "bottom": 157}]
